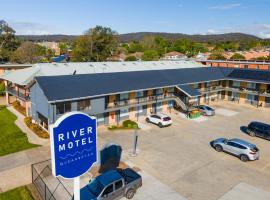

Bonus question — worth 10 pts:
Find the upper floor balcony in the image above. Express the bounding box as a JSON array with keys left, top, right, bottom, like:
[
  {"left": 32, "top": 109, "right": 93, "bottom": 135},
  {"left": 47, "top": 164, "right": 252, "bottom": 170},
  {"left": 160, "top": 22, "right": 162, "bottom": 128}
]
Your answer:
[
  {"left": 6, "top": 87, "right": 30, "bottom": 101},
  {"left": 105, "top": 93, "right": 175, "bottom": 111}
]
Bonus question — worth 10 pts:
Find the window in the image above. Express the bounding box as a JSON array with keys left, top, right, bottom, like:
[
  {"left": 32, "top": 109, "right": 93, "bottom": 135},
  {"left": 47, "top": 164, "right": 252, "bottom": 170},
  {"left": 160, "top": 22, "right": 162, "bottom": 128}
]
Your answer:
[
  {"left": 136, "top": 91, "right": 144, "bottom": 98},
  {"left": 102, "top": 184, "right": 113, "bottom": 197},
  {"left": 56, "top": 102, "right": 71, "bottom": 115},
  {"left": 156, "top": 88, "right": 163, "bottom": 95},
  {"left": 232, "top": 81, "right": 240, "bottom": 88},
  {"left": 227, "top": 142, "right": 236, "bottom": 147},
  {"left": 120, "top": 108, "right": 129, "bottom": 117},
  {"left": 156, "top": 102, "right": 162, "bottom": 108},
  {"left": 192, "top": 83, "right": 199, "bottom": 89},
  {"left": 115, "top": 180, "right": 123, "bottom": 190},
  {"left": 120, "top": 93, "right": 129, "bottom": 100},
  {"left": 77, "top": 99, "right": 91, "bottom": 111},
  {"left": 246, "top": 94, "right": 254, "bottom": 101},
  {"left": 247, "top": 82, "right": 256, "bottom": 90},
  {"left": 244, "top": 65, "right": 248, "bottom": 69}
]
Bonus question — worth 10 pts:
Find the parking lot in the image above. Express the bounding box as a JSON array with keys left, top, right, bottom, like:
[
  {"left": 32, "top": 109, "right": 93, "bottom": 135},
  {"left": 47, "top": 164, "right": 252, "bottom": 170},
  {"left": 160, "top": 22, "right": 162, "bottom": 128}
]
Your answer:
[{"left": 98, "top": 102, "right": 270, "bottom": 200}]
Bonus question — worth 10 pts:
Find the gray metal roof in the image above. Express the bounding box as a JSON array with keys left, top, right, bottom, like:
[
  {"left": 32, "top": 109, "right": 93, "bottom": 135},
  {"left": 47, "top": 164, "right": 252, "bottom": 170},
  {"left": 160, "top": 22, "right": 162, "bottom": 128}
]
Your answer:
[
  {"left": 36, "top": 67, "right": 226, "bottom": 103},
  {"left": 176, "top": 85, "right": 201, "bottom": 97},
  {"left": 1, "top": 61, "right": 204, "bottom": 85}
]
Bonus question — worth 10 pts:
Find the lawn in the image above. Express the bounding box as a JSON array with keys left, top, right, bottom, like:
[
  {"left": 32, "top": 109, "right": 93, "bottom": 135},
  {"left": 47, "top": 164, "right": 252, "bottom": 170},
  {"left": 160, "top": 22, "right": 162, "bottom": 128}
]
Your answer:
[
  {"left": 0, "top": 186, "right": 34, "bottom": 200},
  {"left": 0, "top": 107, "right": 38, "bottom": 156}
]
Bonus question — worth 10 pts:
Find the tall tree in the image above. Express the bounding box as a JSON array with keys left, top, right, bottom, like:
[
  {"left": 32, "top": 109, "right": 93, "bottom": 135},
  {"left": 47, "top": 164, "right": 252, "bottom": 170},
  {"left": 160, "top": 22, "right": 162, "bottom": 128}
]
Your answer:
[
  {"left": 230, "top": 53, "right": 245, "bottom": 60},
  {"left": 11, "top": 42, "right": 44, "bottom": 63},
  {"left": 72, "top": 26, "right": 118, "bottom": 61},
  {"left": 142, "top": 50, "right": 159, "bottom": 61},
  {"left": 0, "top": 20, "right": 20, "bottom": 62}
]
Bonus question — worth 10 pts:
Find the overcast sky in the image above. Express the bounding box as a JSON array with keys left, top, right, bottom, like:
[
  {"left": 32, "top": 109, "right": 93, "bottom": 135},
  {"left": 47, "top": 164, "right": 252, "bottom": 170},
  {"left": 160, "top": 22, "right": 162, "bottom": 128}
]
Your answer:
[{"left": 1, "top": 0, "right": 270, "bottom": 38}]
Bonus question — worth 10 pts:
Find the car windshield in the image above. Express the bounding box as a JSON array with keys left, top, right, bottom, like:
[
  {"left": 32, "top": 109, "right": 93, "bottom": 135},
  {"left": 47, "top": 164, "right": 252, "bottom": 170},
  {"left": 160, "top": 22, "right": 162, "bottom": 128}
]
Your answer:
[
  {"left": 163, "top": 117, "right": 171, "bottom": 121},
  {"left": 87, "top": 179, "right": 104, "bottom": 196},
  {"left": 204, "top": 106, "right": 212, "bottom": 110}
]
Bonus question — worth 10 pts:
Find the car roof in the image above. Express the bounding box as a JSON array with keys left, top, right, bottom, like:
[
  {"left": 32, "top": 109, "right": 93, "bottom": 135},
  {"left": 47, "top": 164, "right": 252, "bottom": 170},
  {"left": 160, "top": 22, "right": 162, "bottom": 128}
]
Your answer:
[
  {"left": 250, "top": 121, "right": 270, "bottom": 127},
  {"left": 230, "top": 138, "right": 256, "bottom": 148},
  {"left": 96, "top": 170, "right": 122, "bottom": 186},
  {"left": 155, "top": 113, "right": 170, "bottom": 117}
]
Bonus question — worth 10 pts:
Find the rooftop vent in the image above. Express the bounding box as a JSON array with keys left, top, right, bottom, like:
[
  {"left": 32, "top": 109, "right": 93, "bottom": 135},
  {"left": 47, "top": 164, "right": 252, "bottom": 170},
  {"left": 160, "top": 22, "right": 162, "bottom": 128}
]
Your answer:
[{"left": 73, "top": 70, "right": 76, "bottom": 75}]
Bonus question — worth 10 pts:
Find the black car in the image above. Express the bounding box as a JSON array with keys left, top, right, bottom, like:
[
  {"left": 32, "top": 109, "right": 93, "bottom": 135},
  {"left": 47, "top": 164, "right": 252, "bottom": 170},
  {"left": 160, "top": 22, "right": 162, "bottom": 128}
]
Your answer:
[{"left": 247, "top": 122, "right": 270, "bottom": 140}]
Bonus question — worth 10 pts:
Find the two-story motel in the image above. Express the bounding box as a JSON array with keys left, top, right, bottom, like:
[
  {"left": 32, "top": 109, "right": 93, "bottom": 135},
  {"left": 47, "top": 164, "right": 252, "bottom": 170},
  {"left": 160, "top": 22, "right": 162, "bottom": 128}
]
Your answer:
[
  {"left": 1, "top": 61, "right": 270, "bottom": 131},
  {"left": 0, "top": 61, "right": 203, "bottom": 116},
  {"left": 31, "top": 67, "right": 270, "bottom": 130}
]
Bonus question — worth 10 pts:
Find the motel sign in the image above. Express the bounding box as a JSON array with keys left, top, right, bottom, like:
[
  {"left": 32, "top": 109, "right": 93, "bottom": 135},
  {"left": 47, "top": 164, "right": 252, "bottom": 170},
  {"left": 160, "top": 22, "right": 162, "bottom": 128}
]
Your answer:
[{"left": 50, "top": 112, "right": 97, "bottom": 179}]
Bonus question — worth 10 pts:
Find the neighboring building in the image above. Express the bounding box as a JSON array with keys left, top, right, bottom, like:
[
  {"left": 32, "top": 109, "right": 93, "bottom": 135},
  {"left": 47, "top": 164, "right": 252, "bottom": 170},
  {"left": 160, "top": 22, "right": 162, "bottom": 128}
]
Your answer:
[
  {"left": 107, "top": 53, "right": 126, "bottom": 62},
  {"left": 30, "top": 67, "right": 270, "bottom": 130},
  {"left": 162, "top": 51, "right": 187, "bottom": 60},
  {"left": 199, "top": 60, "right": 270, "bottom": 71},
  {"left": 0, "top": 64, "right": 32, "bottom": 76},
  {"left": 38, "top": 41, "right": 61, "bottom": 56},
  {"left": 1, "top": 61, "right": 204, "bottom": 116}
]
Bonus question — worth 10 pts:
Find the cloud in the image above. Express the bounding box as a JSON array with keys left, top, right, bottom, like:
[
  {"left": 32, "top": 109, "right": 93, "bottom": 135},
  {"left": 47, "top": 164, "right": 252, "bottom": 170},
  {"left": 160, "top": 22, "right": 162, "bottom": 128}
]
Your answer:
[
  {"left": 7, "top": 20, "right": 55, "bottom": 35},
  {"left": 205, "top": 23, "right": 270, "bottom": 38},
  {"left": 209, "top": 3, "right": 241, "bottom": 10}
]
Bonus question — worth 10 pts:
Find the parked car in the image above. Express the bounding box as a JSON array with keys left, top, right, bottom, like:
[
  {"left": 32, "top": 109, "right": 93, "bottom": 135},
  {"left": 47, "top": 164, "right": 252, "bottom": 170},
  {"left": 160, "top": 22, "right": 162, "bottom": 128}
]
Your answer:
[
  {"left": 247, "top": 121, "right": 270, "bottom": 140},
  {"left": 211, "top": 138, "right": 259, "bottom": 162},
  {"left": 80, "top": 168, "right": 142, "bottom": 200},
  {"left": 146, "top": 113, "right": 172, "bottom": 128},
  {"left": 197, "top": 105, "right": 215, "bottom": 116}
]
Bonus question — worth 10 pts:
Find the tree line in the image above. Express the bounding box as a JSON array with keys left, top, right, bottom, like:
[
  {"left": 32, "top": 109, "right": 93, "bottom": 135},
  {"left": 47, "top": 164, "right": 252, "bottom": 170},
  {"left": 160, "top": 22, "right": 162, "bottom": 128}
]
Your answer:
[{"left": 1, "top": 20, "right": 270, "bottom": 64}]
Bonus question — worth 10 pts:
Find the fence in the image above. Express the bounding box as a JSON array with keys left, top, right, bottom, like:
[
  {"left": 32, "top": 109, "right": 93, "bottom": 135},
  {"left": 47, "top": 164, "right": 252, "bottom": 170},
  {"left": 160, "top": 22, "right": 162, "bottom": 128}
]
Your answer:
[{"left": 31, "top": 160, "right": 72, "bottom": 200}]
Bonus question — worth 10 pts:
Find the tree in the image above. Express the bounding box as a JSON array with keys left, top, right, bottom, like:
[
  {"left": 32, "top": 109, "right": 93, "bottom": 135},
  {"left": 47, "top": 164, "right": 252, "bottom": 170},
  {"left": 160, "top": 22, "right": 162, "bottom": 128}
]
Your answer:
[
  {"left": 0, "top": 20, "right": 20, "bottom": 62},
  {"left": 208, "top": 52, "right": 226, "bottom": 60},
  {"left": 230, "top": 53, "right": 245, "bottom": 60},
  {"left": 142, "top": 50, "right": 159, "bottom": 61},
  {"left": 127, "top": 42, "right": 143, "bottom": 53},
  {"left": 11, "top": 42, "right": 44, "bottom": 63},
  {"left": 72, "top": 26, "right": 118, "bottom": 61},
  {"left": 125, "top": 55, "right": 137, "bottom": 61}
]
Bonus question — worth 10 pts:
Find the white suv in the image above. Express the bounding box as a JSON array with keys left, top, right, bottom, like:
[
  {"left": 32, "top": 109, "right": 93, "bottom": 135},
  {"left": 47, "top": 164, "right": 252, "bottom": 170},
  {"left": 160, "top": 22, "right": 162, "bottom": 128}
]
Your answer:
[{"left": 146, "top": 113, "right": 172, "bottom": 128}]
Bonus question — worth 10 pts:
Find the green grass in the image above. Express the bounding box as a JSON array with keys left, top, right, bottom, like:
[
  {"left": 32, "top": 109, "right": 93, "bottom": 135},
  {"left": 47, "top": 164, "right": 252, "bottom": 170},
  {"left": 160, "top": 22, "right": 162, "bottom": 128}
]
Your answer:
[
  {"left": 0, "top": 186, "right": 34, "bottom": 200},
  {"left": 0, "top": 107, "right": 38, "bottom": 156}
]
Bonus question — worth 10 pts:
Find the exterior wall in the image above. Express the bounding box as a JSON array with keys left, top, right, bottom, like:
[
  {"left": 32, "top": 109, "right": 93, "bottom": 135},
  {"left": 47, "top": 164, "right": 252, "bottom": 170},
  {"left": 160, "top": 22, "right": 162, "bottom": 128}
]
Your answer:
[
  {"left": 204, "top": 61, "right": 270, "bottom": 70},
  {"left": 30, "top": 83, "right": 50, "bottom": 122}
]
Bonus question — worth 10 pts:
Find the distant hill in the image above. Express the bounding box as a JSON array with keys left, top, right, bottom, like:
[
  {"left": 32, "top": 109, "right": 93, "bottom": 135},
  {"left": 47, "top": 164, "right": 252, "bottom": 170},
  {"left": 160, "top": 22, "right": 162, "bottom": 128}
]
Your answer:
[
  {"left": 17, "top": 32, "right": 264, "bottom": 43},
  {"left": 119, "top": 32, "right": 261, "bottom": 43},
  {"left": 18, "top": 34, "right": 78, "bottom": 42}
]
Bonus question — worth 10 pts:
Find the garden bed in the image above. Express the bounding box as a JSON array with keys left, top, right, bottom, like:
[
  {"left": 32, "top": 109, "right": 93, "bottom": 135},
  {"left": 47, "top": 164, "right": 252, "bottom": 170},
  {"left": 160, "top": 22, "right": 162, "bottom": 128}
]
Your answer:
[
  {"left": 108, "top": 119, "right": 139, "bottom": 130},
  {"left": 24, "top": 117, "right": 49, "bottom": 139},
  {"left": 12, "top": 101, "right": 26, "bottom": 116}
]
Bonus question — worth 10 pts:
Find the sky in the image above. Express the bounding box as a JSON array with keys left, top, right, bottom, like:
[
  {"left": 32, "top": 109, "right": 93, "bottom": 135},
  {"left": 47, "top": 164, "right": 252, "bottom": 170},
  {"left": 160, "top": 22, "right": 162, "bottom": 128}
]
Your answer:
[{"left": 1, "top": 0, "right": 270, "bottom": 38}]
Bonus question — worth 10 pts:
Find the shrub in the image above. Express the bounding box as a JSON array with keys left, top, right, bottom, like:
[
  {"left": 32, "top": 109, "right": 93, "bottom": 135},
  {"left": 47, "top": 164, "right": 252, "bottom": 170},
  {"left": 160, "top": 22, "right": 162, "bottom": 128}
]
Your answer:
[
  {"left": 0, "top": 81, "right": 5, "bottom": 96},
  {"left": 24, "top": 117, "right": 32, "bottom": 126},
  {"left": 122, "top": 120, "right": 138, "bottom": 128},
  {"left": 108, "top": 125, "right": 117, "bottom": 130}
]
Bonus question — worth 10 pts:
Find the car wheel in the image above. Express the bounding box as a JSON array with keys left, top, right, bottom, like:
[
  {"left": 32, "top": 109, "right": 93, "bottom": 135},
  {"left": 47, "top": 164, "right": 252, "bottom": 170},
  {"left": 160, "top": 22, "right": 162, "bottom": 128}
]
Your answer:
[
  {"left": 215, "top": 145, "right": 223, "bottom": 152},
  {"left": 126, "top": 188, "right": 135, "bottom": 199},
  {"left": 249, "top": 130, "right": 255, "bottom": 137},
  {"left": 240, "top": 154, "right": 249, "bottom": 162},
  {"left": 158, "top": 122, "right": 163, "bottom": 128},
  {"left": 146, "top": 118, "right": 150, "bottom": 123}
]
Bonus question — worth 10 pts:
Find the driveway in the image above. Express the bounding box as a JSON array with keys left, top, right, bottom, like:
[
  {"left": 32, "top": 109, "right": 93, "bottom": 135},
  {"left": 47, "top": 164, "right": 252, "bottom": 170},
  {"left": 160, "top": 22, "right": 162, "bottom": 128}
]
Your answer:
[{"left": 98, "top": 102, "right": 270, "bottom": 200}]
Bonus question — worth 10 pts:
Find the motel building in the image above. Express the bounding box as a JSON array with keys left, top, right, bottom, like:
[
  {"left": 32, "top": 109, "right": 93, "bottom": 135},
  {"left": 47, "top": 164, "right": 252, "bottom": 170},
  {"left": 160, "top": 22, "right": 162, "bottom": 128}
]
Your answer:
[
  {"left": 1, "top": 61, "right": 270, "bottom": 131},
  {"left": 199, "top": 59, "right": 270, "bottom": 71}
]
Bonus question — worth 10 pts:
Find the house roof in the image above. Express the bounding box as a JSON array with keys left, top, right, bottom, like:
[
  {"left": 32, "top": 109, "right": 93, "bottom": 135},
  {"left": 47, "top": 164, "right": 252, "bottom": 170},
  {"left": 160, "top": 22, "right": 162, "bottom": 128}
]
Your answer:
[
  {"left": 1, "top": 60, "right": 204, "bottom": 86},
  {"left": 227, "top": 68, "right": 270, "bottom": 83},
  {"left": 35, "top": 67, "right": 227, "bottom": 103}
]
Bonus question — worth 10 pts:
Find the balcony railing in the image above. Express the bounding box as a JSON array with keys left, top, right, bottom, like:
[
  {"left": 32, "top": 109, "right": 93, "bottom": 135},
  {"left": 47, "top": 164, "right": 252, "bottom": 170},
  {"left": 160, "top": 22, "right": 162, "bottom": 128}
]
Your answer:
[
  {"left": 106, "top": 93, "right": 175, "bottom": 110},
  {"left": 6, "top": 87, "right": 30, "bottom": 101}
]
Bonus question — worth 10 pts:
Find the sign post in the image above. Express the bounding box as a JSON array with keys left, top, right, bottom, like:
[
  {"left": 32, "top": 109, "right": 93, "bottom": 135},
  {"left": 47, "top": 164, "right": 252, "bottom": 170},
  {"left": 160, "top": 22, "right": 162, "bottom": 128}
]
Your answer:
[{"left": 50, "top": 112, "right": 97, "bottom": 200}]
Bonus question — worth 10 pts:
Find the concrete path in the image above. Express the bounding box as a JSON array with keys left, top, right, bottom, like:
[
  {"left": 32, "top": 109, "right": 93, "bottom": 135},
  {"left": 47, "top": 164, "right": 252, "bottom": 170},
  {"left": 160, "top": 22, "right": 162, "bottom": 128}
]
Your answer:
[
  {"left": 7, "top": 106, "right": 49, "bottom": 146},
  {"left": 0, "top": 146, "right": 51, "bottom": 192},
  {"left": 219, "top": 182, "right": 270, "bottom": 200}
]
